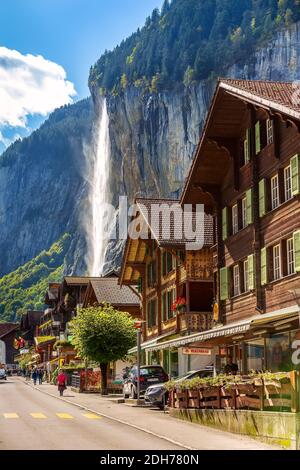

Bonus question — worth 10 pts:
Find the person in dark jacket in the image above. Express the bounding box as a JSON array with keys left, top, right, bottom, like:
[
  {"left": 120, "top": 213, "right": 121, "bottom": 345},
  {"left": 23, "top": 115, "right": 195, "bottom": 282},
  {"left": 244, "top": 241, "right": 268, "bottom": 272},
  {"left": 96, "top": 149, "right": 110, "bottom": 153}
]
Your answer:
[
  {"left": 32, "top": 369, "right": 37, "bottom": 385},
  {"left": 37, "top": 369, "right": 43, "bottom": 385}
]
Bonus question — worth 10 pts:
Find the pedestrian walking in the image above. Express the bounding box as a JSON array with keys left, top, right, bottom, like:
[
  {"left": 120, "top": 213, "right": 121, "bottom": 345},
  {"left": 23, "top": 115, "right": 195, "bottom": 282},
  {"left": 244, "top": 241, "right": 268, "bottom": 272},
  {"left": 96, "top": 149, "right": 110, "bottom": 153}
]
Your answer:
[
  {"left": 57, "top": 370, "right": 67, "bottom": 396},
  {"left": 37, "top": 369, "right": 43, "bottom": 385},
  {"left": 32, "top": 369, "right": 37, "bottom": 385}
]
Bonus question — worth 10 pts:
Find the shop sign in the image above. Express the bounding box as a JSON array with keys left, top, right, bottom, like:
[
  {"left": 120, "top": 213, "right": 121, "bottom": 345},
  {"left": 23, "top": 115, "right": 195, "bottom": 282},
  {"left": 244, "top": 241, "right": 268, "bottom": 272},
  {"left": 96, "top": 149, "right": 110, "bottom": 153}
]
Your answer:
[
  {"left": 182, "top": 347, "right": 211, "bottom": 355},
  {"left": 20, "top": 348, "right": 29, "bottom": 355}
]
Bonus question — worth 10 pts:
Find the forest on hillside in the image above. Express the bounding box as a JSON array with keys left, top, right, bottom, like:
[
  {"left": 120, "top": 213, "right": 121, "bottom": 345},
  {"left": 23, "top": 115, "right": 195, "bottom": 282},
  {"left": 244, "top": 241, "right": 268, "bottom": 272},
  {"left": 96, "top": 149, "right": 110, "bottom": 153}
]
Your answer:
[
  {"left": 0, "top": 234, "right": 71, "bottom": 322},
  {"left": 89, "top": 0, "right": 300, "bottom": 95}
]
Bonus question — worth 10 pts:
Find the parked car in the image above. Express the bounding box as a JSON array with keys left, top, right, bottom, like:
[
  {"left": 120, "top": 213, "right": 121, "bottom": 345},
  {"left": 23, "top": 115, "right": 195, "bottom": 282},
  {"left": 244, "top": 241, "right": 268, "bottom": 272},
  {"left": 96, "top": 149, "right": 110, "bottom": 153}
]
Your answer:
[
  {"left": 0, "top": 367, "right": 7, "bottom": 381},
  {"left": 123, "top": 365, "right": 168, "bottom": 399},
  {"left": 145, "top": 368, "right": 214, "bottom": 409}
]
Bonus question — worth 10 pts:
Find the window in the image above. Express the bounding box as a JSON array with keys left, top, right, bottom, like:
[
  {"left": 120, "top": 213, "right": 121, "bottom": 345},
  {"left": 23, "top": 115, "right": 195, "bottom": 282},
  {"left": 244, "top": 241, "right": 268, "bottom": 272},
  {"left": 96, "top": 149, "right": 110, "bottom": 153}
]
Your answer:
[
  {"left": 243, "top": 136, "right": 250, "bottom": 165},
  {"left": 273, "top": 245, "right": 281, "bottom": 281},
  {"left": 232, "top": 204, "right": 238, "bottom": 235},
  {"left": 287, "top": 238, "right": 295, "bottom": 275},
  {"left": 266, "top": 119, "right": 274, "bottom": 145},
  {"left": 284, "top": 165, "right": 292, "bottom": 202},
  {"left": 233, "top": 265, "right": 240, "bottom": 296},
  {"left": 162, "top": 251, "right": 173, "bottom": 276},
  {"left": 147, "top": 260, "right": 157, "bottom": 287},
  {"left": 162, "top": 289, "right": 176, "bottom": 321},
  {"left": 244, "top": 259, "right": 249, "bottom": 292},
  {"left": 147, "top": 299, "right": 157, "bottom": 327},
  {"left": 271, "top": 174, "right": 279, "bottom": 210},
  {"left": 241, "top": 198, "right": 247, "bottom": 229}
]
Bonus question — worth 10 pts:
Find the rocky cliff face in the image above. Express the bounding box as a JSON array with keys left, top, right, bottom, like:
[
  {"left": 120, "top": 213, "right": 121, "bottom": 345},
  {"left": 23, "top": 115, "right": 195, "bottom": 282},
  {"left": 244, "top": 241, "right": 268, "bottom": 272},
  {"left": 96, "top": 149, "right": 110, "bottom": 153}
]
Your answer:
[
  {"left": 0, "top": 98, "right": 93, "bottom": 277},
  {"left": 94, "top": 22, "right": 300, "bottom": 272}
]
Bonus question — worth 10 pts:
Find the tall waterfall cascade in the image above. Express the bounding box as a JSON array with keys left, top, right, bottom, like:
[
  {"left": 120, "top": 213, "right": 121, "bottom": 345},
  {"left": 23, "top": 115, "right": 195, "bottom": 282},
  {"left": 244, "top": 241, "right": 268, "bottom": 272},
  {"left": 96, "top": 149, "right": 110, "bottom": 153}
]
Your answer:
[{"left": 88, "top": 99, "right": 111, "bottom": 276}]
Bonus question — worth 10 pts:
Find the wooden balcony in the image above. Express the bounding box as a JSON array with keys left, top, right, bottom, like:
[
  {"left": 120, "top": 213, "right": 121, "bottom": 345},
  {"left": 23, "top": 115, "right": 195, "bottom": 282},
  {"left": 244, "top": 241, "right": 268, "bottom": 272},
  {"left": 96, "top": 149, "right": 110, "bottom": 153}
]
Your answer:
[{"left": 178, "top": 311, "right": 213, "bottom": 333}]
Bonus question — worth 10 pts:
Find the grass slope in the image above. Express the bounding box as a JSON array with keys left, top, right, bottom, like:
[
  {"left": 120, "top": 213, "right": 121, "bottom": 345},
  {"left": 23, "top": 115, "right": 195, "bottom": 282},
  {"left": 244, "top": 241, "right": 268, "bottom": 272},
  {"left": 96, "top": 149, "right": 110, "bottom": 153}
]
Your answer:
[{"left": 0, "top": 234, "right": 71, "bottom": 322}]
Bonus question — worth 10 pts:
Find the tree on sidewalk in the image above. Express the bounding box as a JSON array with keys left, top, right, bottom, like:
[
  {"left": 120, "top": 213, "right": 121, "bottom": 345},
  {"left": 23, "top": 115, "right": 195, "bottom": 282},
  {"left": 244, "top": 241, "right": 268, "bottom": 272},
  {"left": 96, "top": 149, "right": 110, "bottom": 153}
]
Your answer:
[{"left": 69, "top": 304, "right": 136, "bottom": 395}]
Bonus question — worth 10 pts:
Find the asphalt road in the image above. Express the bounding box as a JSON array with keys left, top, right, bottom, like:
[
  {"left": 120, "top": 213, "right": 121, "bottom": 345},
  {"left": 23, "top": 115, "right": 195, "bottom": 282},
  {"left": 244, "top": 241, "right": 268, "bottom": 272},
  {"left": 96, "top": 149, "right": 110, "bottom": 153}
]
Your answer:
[{"left": 0, "top": 377, "right": 183, "bottom": 450}]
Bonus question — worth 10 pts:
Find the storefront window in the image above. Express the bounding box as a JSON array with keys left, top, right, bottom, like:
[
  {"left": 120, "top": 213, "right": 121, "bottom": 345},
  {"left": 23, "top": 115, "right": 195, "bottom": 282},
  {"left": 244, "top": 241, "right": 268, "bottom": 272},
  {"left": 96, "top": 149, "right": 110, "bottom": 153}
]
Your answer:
[
  {"left": 246, "top": 338, "right": 265, "bottom": 372},
  {"left": 266, "top": 332, "right": 290, "bottom": 372}
]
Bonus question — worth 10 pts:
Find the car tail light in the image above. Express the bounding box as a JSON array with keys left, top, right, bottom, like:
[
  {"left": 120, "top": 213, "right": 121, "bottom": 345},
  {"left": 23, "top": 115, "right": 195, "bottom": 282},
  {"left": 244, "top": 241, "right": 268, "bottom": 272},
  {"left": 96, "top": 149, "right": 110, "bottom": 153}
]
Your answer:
[{"left": 139, "top": 376, "right": 145, "bottom": 382}]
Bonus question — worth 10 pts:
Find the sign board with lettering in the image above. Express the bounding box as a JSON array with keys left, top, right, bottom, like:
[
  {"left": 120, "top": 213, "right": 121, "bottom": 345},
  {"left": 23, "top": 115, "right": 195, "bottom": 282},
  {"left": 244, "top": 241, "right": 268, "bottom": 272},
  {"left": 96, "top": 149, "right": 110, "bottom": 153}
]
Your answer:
[{"left": 182, "top": 347, "right": 211, "bottom": 355}]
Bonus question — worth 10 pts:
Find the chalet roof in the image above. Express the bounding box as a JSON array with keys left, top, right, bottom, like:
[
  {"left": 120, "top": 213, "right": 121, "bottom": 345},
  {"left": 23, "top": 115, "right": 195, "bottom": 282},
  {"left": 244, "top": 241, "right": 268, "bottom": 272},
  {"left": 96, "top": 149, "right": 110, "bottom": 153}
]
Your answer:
[
  {"left": 220, "top": 79, "right": 300, "bottom": 118},
  {"left": 0, "top": 323, "right": 18, "bottom": 339},
  {"left": 180, "top": 78, "right": 300, "bottom": 205},
  {"left": 135, "top": 197, "right": 214, "bottom": 247},
  {"left": 63, "top": 276, "right": 100, "bottom": 286},
  {"left": 86, "top": 278, "right": 139, "bottom": 306},
  {"left": 20, "top": 311, "right": 43, "bottom": 330}
]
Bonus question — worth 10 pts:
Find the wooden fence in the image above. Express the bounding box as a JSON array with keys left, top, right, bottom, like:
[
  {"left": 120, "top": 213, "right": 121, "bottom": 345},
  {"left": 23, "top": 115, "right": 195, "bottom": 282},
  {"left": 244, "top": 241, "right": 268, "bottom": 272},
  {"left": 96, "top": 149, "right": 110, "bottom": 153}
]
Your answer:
[{"left": 169, "top": 371, "right": 300, "bottom": 413}]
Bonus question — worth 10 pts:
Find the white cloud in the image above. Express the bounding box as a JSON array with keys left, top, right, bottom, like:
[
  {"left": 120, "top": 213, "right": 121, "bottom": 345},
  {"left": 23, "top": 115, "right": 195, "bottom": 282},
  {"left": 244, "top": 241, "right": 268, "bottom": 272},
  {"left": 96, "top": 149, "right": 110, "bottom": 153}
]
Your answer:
[{"left": 0, "top": 46, "right": 76, "bottom": 128}]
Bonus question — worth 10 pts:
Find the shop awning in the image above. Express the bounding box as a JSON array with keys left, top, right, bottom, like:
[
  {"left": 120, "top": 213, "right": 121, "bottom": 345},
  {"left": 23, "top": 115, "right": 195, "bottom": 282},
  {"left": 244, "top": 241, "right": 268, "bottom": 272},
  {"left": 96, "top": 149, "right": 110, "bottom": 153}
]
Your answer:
[
  {"left": 144, "top": 304, "right": 300, "bottom": 352},
  {"left": 127, "top": 333, "right": 179, "bottom": 354}
]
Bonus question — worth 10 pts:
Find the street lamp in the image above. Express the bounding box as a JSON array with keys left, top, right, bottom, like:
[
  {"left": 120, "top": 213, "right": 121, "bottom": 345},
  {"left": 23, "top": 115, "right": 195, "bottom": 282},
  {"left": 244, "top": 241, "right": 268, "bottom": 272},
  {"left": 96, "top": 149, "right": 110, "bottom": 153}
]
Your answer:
[{"left": 133, "top": 320, "right": 145, "bottom": 401}]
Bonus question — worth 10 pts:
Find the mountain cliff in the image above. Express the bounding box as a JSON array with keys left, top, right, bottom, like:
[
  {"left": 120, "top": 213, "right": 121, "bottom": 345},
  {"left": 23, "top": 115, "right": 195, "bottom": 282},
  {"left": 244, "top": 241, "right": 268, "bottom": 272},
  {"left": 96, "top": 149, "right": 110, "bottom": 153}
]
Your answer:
[
  {"left": 0, "top": 98, "right": 93, "bottom": 278},
  {"left": 1, "top": 0, "right": 300, "bottom": 318}
]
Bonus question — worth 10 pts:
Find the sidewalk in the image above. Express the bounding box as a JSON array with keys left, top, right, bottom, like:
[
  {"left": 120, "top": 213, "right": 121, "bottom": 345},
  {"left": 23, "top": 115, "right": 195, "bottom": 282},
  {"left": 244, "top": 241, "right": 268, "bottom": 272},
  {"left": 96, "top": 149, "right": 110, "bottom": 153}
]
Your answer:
[{"left": 22, "top": 378, "right": 279, "bottom": 450}]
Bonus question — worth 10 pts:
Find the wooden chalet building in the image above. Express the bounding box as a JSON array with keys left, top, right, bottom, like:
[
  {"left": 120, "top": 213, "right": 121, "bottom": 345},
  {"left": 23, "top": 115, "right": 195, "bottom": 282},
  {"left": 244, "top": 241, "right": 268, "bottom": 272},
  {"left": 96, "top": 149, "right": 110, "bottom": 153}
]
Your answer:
[
  {"left": 83, "top": 276, "right": 141, "bottom": 383},
  {"left": 179, "top": 79, "right": 300, "bottom": 373},
  {"left": 0, "top": 323, "right": 19, "bottom": 366},
  {"left": 120, "top": 197, "right": 215, "bottom": 376}
]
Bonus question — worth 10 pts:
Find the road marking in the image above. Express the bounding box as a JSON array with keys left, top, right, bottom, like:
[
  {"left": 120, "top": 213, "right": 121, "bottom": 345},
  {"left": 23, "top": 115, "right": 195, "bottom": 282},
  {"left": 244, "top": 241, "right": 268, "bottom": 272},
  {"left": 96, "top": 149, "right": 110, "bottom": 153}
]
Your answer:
[
  {"left": 56, "top": 413, "right": 73, "bottom": 419},
  {"left": 30, "top": 413, "right": 47, "bottom": 419},
  {"left": 3, "top": 413, "right": 19, "bottom": 419},
  {"left": 82, "top": 413, "right": 102, "bottom": 420}
]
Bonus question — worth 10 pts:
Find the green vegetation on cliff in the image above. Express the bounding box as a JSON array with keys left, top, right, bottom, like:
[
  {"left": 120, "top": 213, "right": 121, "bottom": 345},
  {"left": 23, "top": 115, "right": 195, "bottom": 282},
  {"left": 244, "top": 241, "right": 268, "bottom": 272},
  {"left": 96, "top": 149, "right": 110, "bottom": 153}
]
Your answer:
[
  {"left": 0, "top": 98, "right": 93, "bottom": 168},
  {"left": 89, "top": 0, "right": 300, "bottom": 94},
  {"left": 0, "top": 234, "right": 71, "bottom": 322}
]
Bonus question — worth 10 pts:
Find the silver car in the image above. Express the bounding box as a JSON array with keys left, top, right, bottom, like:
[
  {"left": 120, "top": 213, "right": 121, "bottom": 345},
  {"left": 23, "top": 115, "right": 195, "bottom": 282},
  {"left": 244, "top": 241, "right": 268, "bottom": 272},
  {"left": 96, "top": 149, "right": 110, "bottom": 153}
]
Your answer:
[{"left": 145, "top": 368, "right": 214, "bottom": 409}]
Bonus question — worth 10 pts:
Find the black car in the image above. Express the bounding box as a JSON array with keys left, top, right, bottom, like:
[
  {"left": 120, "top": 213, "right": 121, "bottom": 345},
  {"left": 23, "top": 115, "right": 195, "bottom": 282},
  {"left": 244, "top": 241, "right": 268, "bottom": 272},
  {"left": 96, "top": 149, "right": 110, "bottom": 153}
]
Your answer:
[
  {"left": 123, "top": 365, "right": 169, "bottom": 399},
  {"left": 144, "top": 368, "right": 214, "bottom": 409}
]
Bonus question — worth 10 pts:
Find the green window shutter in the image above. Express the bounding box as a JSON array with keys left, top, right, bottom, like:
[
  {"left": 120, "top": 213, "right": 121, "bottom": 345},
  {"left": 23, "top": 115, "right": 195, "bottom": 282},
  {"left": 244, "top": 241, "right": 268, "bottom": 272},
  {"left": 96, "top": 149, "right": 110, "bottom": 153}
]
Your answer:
[
  {"left": 222, "top": 207, "right": 228, "bottom": 240},
  {"left": 259, "top": 179, "right": 267, "bottom": 217},
  {"left": 246, "top": 189, "right": 253, "bottom": 225},
  {"left": 291, "top": 154, "right": 300, "bottom": 196},
  {"left": 220, "top": 267, "right": 229, "bottom": 301},
  {"left": 261, "top": 247, "right": 267, "bottom": 286},
  {"left": 247, "top": 254, "right": 255, "bottom": 290},
  {"left": 255, "top": 121, "right": 261, "bottom": 154},
  {"left": 137, "top": 277, "right": 142, "bottom": 293},
  {"left": 293, "top": 230, "right": 300, "bottom": 272}
]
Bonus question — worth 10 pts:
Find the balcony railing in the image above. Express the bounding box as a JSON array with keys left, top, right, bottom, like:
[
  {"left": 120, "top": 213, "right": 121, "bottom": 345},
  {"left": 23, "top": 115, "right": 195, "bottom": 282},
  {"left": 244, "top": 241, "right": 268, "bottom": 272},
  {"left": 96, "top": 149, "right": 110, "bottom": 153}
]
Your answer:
[{"left": 179, "top": 311, "right": 213, "bottom": 333}]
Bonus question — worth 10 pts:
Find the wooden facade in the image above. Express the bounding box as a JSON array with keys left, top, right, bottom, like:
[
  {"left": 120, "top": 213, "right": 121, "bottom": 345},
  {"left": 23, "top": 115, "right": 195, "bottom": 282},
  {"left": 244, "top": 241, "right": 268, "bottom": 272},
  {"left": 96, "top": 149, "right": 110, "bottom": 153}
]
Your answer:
[
  {"left": 120, "top": 198, "right": 214, "bottom": 347},
  {"left": 180, "top": 79, "right": 300, "bottom": 373}
]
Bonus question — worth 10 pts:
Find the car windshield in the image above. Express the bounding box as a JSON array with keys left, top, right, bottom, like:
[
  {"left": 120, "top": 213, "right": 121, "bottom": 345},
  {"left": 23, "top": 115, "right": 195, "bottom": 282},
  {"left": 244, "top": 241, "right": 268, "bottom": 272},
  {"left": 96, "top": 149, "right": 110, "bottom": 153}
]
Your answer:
[
  {"left": 175, "top": 370, "right": 212, "bottom": 382},
  {"left": 139, "top": 367, "right": 164, "bottom": 376}
]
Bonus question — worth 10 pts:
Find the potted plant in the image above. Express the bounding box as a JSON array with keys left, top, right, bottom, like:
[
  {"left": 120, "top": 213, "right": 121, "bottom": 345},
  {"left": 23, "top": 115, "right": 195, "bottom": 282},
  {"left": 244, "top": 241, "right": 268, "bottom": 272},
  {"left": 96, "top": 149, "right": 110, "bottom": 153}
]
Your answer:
[{"left": 172, "top": 297, "right": 186, "bottom": 313}]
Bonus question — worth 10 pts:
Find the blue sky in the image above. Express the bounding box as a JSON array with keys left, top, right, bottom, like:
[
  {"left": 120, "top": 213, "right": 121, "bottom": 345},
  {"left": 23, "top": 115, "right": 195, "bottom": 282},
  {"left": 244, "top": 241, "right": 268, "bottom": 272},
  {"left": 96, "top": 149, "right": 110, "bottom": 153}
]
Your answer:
[{"left": 0, "top": 0, "right": 162, "bottom": 151}]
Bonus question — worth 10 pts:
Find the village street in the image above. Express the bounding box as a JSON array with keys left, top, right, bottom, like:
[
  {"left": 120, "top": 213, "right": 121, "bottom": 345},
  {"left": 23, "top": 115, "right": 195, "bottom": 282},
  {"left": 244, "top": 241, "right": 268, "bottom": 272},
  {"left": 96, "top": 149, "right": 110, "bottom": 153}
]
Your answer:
[{"left": 0, "top": 377, "right": 278, "bottom": 450}]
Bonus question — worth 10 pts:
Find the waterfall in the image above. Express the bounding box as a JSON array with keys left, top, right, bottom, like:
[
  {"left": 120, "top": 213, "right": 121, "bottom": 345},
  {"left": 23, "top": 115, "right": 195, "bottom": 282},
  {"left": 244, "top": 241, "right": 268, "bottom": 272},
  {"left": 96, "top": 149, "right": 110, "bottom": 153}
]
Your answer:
[{"left": 88, "top": 99, "right": 111, "bottom": 276}]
